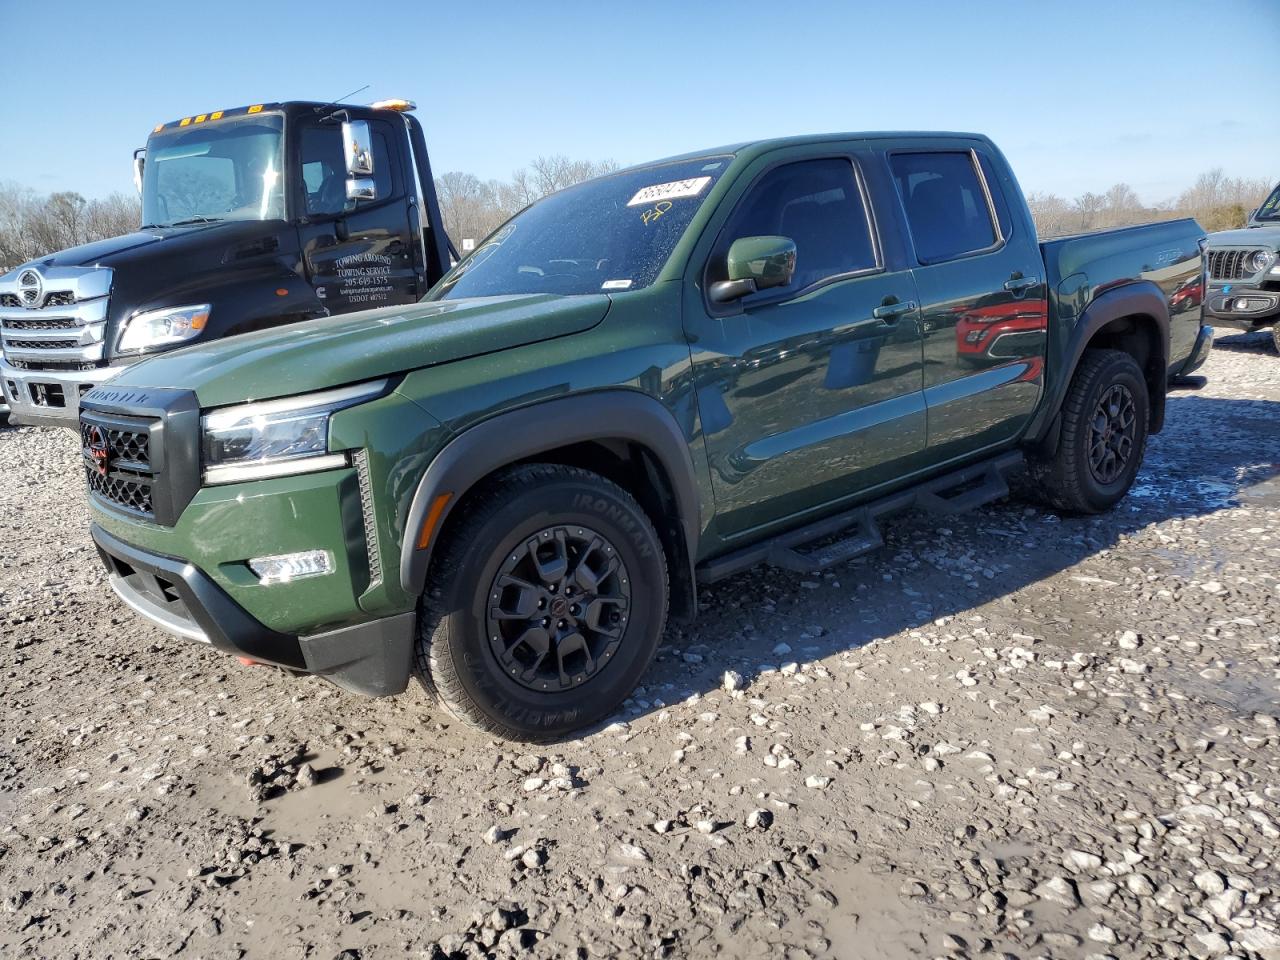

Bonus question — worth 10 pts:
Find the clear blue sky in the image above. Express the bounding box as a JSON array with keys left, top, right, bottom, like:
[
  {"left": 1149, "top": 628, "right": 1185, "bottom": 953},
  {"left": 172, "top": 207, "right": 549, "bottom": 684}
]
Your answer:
[{"left": 2, "top": 0, "right": 1276, "bottom": 204}]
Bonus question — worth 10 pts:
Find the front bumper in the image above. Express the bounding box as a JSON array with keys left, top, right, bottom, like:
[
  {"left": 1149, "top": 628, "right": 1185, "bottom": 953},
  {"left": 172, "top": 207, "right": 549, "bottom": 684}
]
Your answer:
[
  {"left": 1205, "top": 289, "right": 1280, "bottom": 330},
  {"left": 1, "top": 357, "right": 130, "bottom": 428},
  {"left": 91, "top": 524, "right": 415, "bottom": 697}
]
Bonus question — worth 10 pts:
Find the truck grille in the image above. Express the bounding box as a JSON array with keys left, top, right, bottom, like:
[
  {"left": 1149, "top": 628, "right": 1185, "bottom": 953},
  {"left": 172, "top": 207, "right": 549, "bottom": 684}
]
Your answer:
[
  {"left": 80, "top": 414, "right": 157, "bottom": 519},
  {"left": 0, "top": 291, "right": 76, "bottom": 309},
  {"left": 7, "top": 338, "right": 79, "bottom": 350},
  {"left": 3, "top": 317, "right": 79, "bottom": 331},
  {"left": 1207, "top": 249, "right": 1259, "bottom": 281},
  {"left": 0, "top": 267, "right": 111, "bottom": 371}
]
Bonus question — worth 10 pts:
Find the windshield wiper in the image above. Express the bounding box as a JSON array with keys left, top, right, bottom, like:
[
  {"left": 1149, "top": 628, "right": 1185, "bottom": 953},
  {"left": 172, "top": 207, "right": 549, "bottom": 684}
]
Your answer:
[{"left": 169, "top": 216, "right": 225, "bottom": 226}]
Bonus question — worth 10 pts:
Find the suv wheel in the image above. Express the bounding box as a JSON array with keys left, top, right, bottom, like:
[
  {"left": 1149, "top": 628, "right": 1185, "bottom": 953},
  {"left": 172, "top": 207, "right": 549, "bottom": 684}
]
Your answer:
[
  {"left": 416, "top": 463, "right": 667, "bottom": 741},
  {"left": 1029, "top": 348, "right": 1150, "bottom": 514}
]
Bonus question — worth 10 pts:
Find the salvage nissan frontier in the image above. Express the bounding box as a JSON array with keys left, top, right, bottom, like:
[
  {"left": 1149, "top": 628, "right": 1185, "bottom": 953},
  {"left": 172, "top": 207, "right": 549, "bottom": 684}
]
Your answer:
[{"left": 76, "top": 132, "right": 1213, "bottom": 740}]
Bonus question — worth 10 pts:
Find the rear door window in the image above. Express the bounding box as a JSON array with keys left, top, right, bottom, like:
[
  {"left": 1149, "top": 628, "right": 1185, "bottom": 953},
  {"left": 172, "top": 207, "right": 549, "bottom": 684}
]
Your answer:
[
  {"left": 710, "top": 158, "right": 877, "bottom": 292},
  {"left": 890, "top": 152, "right": 997, "bottom": 263}
]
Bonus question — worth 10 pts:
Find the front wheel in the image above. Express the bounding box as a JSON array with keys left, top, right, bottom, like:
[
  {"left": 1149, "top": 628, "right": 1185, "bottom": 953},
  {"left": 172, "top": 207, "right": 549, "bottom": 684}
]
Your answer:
[
  {"left": 415, "top": 464, "right": 668, "bottom": 741},
  {"left": 1029, "top": 348, "right": 1150, "bottom": 514}
]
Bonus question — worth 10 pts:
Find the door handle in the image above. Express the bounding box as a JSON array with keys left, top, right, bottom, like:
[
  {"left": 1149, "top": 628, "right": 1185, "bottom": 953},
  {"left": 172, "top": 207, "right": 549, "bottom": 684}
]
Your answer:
[
  {"left": 1004, "top": 275, "right": 1040, "bottom": 293},
  {"left": 872, "top": 299, "right": 917, "bottom": 322}
]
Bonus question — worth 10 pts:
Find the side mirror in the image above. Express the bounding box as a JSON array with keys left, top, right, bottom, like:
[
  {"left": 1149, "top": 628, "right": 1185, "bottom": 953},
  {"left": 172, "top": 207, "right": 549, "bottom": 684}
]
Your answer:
[
  {"left": 709, "top": 236, "right": 797, "bottom": 303},
  {"left": 346, "top": 178, "right": 377, "bottom": 202},
  {"left": 341, "top": 119, "right": 377, "bottom": 204},
  {"left": 132, "top": 149, "right": 145, "bottom": 195},
  {"left": 341, "top": 120, "right": 374, "bottom": 175}
]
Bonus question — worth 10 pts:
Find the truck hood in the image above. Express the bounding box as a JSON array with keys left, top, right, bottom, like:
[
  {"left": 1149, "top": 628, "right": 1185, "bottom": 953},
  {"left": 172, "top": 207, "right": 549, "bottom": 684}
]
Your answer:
[
  {"left": 10, "top": 220, "right": 284, "bottom": 272},
  {"left": 1209, "top": 225, "right": 1280, "bottom": 247},
  {"left": 111, "top": 294, "right": 612, "bottom": 408}
]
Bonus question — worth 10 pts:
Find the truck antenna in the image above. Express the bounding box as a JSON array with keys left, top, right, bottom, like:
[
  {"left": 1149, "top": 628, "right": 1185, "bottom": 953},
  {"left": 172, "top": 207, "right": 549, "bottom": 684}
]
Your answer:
[{"left": 320, "top": 84, "right": 370, "bottom": 111}]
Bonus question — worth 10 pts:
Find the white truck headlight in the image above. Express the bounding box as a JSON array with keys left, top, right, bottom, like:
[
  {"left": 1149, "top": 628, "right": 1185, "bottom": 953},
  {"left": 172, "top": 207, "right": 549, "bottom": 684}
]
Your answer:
[
  {"left": 1249, "top": 249, "right": 1276, "bottom": 274},
  {"left": 117, "top": 304, "right": 211, "bottom": 352},
  {"left": 202, "top": 380, "right": 387, "bottom": 485}
]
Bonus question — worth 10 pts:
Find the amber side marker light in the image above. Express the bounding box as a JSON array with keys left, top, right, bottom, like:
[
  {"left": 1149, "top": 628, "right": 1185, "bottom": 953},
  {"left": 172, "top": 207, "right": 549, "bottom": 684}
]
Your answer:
[{"left": 418, "top": 493, "right": 453, "bottom": 549}]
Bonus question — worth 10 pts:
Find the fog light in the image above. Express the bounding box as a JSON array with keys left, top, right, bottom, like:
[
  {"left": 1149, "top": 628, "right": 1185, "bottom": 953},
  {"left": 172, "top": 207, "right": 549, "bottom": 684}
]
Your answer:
[
  {"left": 248, "top": 550, "right": 333, "bottom": 585},
  {"left": 1236, "top": 298, "right": 1249, "bottom": 310}
]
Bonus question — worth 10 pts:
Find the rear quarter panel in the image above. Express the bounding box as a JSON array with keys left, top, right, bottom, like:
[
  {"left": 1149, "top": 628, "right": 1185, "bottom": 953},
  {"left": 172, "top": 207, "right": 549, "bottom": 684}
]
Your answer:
[{"left": 1040, "top": 218, "right": 1204, "bottom": 374}]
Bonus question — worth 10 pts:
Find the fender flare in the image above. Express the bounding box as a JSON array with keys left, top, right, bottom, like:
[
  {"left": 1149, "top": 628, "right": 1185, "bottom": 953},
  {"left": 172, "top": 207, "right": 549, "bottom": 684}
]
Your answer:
[
  {"left": 399, "top": 390, "right": 702, "bottom": 602},
  {"left": 1027, "top": 280, "right": 1171, "bottom": 446}
]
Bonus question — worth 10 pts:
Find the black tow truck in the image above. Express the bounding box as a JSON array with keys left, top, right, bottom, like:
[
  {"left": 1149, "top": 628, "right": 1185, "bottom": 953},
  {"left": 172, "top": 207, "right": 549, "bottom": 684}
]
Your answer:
[{"left": 0, "top": 99, "right": 454, "bottom": 427}]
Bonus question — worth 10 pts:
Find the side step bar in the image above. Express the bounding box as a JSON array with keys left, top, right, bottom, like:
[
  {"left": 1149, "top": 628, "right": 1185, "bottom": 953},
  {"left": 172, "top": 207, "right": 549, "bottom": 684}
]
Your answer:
[{"left": 697, "top": 451, "right": 1023, "bottom": 583}]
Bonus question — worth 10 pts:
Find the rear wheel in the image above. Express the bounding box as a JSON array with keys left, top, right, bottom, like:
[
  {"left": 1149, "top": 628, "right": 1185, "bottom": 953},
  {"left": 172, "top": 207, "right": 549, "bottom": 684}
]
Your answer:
[
  {"left": 1029, "top": 349, "right": 1149, "bottom": 514},
  {"left": 415, "top": 463, "right": 667, "bottom": 741}
]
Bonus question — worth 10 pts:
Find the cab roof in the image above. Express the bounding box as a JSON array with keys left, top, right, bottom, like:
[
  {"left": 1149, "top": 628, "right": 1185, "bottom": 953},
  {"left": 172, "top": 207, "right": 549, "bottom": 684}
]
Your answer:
[
  {"left": 151, "top": 100, "right": 408, "bottom": 134},
  {"left": 627, "top": 131, "right": 992, "bottom": 172}
]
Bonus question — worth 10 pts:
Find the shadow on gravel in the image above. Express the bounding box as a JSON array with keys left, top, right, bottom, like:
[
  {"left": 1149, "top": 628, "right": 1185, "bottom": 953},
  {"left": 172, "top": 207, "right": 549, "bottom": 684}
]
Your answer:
[
  {"left": 1212, "top": 329, "right": 1277, "bottom": 354},
  {"left": 587, "top": 391, "right": 1280, "bottom": 739}
]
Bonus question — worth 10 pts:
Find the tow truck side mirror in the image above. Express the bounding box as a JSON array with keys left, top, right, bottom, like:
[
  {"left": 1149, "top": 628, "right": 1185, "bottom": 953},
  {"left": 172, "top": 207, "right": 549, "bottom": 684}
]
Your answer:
[
  {"left": 341, "top": 120, "right": 378, "bottom": 204},
  {"left": 132, "top": 149, "right": 145, "bottom": 196}
]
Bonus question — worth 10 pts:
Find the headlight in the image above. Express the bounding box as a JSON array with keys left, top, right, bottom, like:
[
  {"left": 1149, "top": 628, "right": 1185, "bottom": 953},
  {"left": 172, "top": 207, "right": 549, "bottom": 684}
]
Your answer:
[
  {"left": 1249, "top": 249, "right": 1276, "bottom": 274},
  {"left": 202, "top": 380, "right": 387, "bottom": 485},
  {"left": 117, "top": 304, "right": 210, "bottom": 352}
]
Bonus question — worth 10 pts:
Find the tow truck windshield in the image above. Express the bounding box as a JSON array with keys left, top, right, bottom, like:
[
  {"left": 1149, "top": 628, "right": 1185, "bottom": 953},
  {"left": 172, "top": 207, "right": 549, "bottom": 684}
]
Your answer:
[{"left": 141, "top": 114, "right": 285, "bottom": 228}]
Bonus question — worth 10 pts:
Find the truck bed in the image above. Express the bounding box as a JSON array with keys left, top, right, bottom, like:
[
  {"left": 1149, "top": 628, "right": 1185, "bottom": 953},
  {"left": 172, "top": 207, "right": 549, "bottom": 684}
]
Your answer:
[{"left": 1040, "top": 217, "right": 1205, "bottom": 371}]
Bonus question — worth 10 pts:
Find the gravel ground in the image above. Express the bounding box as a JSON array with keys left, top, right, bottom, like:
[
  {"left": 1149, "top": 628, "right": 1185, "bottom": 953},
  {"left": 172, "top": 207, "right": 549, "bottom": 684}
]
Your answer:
[{"left": 2, "top": 333, "right": 1278, "bottom": 960}]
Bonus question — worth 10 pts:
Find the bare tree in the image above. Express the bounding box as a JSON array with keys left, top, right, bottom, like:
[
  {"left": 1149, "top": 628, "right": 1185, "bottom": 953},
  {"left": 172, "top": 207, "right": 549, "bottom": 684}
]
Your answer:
[
  {"left": 1026, "top": 171, "right": 1273, "bottom": 238},
  {"left": 434, "top": 155, "right": 619, "bottom": 248},
  {"left": 0, "top": 183, "right": 140, "bottom": 273}
]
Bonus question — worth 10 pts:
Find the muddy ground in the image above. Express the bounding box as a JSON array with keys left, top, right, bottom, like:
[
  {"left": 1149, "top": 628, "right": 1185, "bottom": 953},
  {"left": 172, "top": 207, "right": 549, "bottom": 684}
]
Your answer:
[{"left": 1, "top": 333, "right": 1278, "bottom": 960}]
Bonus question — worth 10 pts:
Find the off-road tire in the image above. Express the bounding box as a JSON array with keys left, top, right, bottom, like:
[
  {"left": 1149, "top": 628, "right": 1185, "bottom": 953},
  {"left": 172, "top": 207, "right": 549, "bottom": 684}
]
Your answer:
[
  {"left": 1028, "top": 349, "right": 1149, "bottom": 514},
  {"left": 414, "top": 463, "right": 667, "bottom": 741}
]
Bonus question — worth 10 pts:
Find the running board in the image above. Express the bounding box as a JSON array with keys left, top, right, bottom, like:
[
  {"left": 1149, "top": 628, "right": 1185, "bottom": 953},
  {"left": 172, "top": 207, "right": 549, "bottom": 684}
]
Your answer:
[{"left": 697, "top": 451, "right": 1023, "bottom": 583}]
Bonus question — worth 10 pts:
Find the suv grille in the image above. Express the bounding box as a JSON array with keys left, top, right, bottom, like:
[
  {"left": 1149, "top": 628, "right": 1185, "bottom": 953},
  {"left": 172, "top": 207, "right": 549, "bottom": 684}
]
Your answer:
[
  {"left": 81, "top": 415, "right": 156, "bottom": 519},
  {"left": 1207, "top": 249, "right": 1259, "bottom": 281}
]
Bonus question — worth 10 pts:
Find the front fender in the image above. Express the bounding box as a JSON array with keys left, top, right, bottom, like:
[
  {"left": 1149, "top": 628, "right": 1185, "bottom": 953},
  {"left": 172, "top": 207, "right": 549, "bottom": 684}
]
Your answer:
[{"left": 399, "top": 389, "right": 701, "bottom": 600}]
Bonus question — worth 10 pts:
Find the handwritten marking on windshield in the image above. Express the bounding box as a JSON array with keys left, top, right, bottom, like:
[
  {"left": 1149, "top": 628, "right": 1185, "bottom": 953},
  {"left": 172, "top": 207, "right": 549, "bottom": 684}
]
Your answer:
[{"left": 641, "top": 201, "right": 673, "bottom": 226}]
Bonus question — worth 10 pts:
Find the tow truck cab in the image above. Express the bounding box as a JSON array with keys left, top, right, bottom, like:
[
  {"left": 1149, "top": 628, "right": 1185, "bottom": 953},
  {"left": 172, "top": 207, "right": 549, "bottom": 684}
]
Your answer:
[{"left": 0, "top": 100, "right": 453, "bottom": 427}]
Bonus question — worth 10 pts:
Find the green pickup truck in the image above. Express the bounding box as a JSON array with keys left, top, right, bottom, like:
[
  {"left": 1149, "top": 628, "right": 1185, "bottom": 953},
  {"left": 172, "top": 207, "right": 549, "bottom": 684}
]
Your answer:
[{"left": 79, "top": 133, "right": 1212, "bottom": 740}]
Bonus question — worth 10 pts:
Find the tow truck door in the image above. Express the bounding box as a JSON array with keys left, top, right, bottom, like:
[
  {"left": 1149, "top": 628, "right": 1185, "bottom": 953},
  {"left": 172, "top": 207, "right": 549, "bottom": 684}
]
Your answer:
[{"left": 293, "top": 115, "right": 419, "bottom": 314}]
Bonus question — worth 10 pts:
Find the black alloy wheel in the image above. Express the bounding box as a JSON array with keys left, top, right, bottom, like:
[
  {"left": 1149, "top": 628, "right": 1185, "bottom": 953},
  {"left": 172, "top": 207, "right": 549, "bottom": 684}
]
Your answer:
[
  {"left": 1087, "top": 382, "right": 1137, "bottom": 485},
  {"left": 486, "top": 524, "right": 632, "bottom": 692},
  {"left": 415, "top": 463, "right": 667, "bottom": 741}
]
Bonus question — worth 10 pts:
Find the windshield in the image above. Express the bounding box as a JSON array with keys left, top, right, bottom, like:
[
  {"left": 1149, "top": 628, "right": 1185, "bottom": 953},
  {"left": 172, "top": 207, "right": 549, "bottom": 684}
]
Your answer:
[
  {"left": 1255, "top": 184, "right": 1280, "bottom": 222},
  {"left": 141, "top": 114, "right": 285, "bottom": 227},
  {"left": 430, "top": 156, "right": 731, "bottom": 300}
]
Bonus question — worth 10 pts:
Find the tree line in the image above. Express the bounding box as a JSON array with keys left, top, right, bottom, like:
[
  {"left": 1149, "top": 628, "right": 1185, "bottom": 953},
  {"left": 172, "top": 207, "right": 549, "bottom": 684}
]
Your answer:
[
  {"left": 1, "top": 164, "right": 1272, "bottom": 275},
  {"left": 1028, "top": 169, "right": 1272, "bottom": 238}
]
